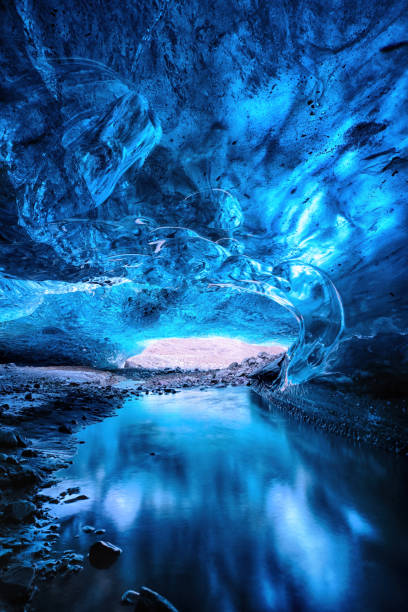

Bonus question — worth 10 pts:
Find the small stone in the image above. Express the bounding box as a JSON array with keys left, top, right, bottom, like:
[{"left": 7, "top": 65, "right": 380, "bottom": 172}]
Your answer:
[
  {"left": 6, "top": 454, "right": 18, "bottom": 464},
  {"left": 121, "top": 589, "right": 140, "bottom": 605},
  {"left": 88, "top": 540, "right": 122, "bottom": 569},
  {"left": 82, "top": 525, "right": 95, "bottom": 533},
  {"left": 94, "top": 528, "right": 106, "bottom": 535},
  {"left": 58, "top": 424, "right": 73, "bottom": 434},
  {"left": 137, "top": 586, "right": 179, "bottom": 611},
  {"left": 21, "top": 448, "right": 39, "bottom": 458},
  {"left": 24, "top": 392, "right": 33, "bottom": 400},
  {"left": 64, "top": 494, "right": 89, "bottom": 504}
]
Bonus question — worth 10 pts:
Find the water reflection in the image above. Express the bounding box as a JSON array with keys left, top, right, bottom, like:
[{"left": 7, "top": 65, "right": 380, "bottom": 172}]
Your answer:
[{"left": 34, "top": 388, "right": 408, "bottom": 612}]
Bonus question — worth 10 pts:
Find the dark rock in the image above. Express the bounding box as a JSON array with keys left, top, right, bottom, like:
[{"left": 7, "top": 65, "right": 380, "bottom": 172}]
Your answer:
[
  {"left": 250, "top": 355, "right": 286, "bottom": 386},
  {"left": 5, "top": 500, "right": 36, "bottom": 522},
  {"left": 24, "top": 392, "right": 33, "bottom": 400},
  {"left": 94, "top": 528, "right": 106, "bottom": 535},
  {"left": 22, "top": 448, "right": 39, "bottom": 457},
  {"left": 9, "top": 464, "right": 42, "bottom": 485},
  {"left": 64, "top": 494, "right": 89, "bottom": 504},
  {"left": 0, "top": 564, "right": 35, "bottom": 603},
  {"left": 0, "top": 428, "right": 26, "bottom": 448},
  {"left": 89, "top": 540, "right": 122, "bottom": 569},
  {"left": 6, "top": 454, "right": 18, "bottom": 464},
  {"left": 82, "top": 525, "right": 95, "bottom": 533},
  {"left": 136, "top": 586, "right": 179, "bottom": 611},
  {"left": 58, "top": 423, "right": 73, "bottom": 434}
]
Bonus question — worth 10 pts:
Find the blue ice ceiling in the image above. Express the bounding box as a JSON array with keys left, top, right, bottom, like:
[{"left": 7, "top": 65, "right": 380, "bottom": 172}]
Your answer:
[{"left": 0, "top": 1, "right": 407, "bottom": 389}]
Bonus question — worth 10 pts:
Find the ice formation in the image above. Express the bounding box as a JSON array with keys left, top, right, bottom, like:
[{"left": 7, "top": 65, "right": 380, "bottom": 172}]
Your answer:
[{"left": 0, "top": 1, "right": 407, "bottom": 391}]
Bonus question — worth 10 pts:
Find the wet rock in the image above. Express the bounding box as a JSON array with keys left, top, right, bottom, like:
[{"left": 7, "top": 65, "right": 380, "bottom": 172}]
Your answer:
[
  {"left": 58, "top": 423, "right": 73, "bottom": 434},
  {"left": 135, "top": 586, "right": 179, "bottom": 611},
  {"left": 88, "top": 540, "right": 122, "bottom": 569},
  {"left": 0, "top": 564, "right": 35, "bottom": 604},
  {"left": 5, "top": 500, "right": 36, "bottom": 522},
  {"left": 121, "top": 589, "right": 140, "bottom": 605},
  {"left": 250, "top": 354, "right": 286, "bottom": 383},
  {"left": 24, "top": 392, "right": 33, "bottom": 400},
  {"left": 35, "top": 493, "right": 58, "bottom": 505},
  {"left": 6, "top": 454, "right": 18, "bottom": 465},
  {"left": 7, "top": 463, "right": 42, "bottom": 486},
  {"left": 22, "top": 448, "right": 39, "bottom": 457},
  {"left": 0, "top": 428, "right": 26, "bottom": 448},
  {"left": 94, "top": 528, "right": 106, "bottom": 535},
  {"left": 64, "top": 494, "right": 89, "bottom": 504},
  {"left": 82, "top": 525, "right": 95, "bottom": 533}
]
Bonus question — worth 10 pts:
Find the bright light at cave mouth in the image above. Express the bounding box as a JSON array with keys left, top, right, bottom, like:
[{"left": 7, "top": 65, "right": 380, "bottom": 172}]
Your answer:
[{"left": 124, "top": 337, "right": 288, "bottom": 370}]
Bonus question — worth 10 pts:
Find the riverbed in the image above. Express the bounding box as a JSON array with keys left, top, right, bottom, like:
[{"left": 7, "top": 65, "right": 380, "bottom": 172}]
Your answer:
[{"left": 32, "top": 387, "right": 408, "bottom": 611}]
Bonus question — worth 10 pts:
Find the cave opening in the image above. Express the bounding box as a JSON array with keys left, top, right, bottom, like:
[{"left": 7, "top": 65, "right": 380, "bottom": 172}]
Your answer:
[{"left": 124, "top": 336, "right": 288, "bottom": 370}]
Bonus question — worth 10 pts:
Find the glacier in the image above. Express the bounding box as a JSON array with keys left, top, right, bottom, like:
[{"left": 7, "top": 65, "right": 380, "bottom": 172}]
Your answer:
[{"left": 0, "top": 0, "right": 407, "bottom": 393}]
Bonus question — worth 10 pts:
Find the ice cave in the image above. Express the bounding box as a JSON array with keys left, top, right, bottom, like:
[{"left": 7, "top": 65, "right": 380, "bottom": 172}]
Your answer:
[{"left": 0, "top": 1, "right": 407, "bottom": 610}]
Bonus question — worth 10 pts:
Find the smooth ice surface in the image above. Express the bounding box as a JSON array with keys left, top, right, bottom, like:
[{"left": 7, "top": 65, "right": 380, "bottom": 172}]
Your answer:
[
  {"left": 33, "top": 388, "right": 408, "bottom": 612},
  {"left": 0, "top": 1, "right": 407, "bottom": 387}
]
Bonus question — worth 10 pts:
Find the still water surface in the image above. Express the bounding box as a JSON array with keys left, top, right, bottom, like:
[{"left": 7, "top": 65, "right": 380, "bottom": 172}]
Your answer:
[{"left": 33, "top": 388, "right": 408, "bottom": 611}]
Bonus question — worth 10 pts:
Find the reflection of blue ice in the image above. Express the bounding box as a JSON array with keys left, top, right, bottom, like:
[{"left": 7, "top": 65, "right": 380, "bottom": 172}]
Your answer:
[{"left": 38, "top": 388, "right": 408, "bottom": 612}]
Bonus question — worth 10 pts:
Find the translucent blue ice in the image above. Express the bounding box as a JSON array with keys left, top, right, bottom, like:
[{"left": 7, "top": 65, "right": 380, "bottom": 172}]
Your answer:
[{"left": 0, "top": 1, "right": 407, "bottom": 389}]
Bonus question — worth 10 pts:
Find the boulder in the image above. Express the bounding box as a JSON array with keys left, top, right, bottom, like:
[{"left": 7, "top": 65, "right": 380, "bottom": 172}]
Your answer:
[
  {"left": 0, "top": 428, "right": 26, "bottom": 448},
  {"left": 5, "top": 500, "right": 36, "bottom": 522},
  {"left": 88, "top": 540, "right": 122, "bottom": 569},
  {"left": 0, "top": 565, "right": 35, "bottom": 603}
]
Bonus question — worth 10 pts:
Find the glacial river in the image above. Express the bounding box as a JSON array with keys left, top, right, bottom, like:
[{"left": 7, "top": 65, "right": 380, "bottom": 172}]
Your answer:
[{"left": 33, "top": 387, "right": 408, "bottom": 611}]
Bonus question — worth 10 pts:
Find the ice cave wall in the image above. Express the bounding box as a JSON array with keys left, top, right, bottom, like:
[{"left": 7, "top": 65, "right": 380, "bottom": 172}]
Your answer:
[{"left": 0, "top": 1, "right": 407, "bottom": 392}]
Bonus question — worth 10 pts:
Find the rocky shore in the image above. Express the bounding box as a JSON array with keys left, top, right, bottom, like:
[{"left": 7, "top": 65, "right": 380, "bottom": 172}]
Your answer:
[
  {"left": 0, "top": 354, "right": 275, "bottom": 610},
  {"left": 0, "top": 355, "right": 407, "bottom": 610}
]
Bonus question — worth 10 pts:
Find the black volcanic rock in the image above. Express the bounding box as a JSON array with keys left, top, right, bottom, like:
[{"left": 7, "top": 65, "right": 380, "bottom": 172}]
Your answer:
[{"left": 89, "top": 540, "right": 122, "bottom": 569}]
